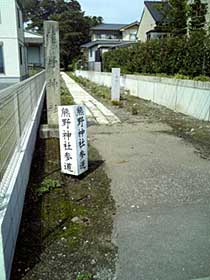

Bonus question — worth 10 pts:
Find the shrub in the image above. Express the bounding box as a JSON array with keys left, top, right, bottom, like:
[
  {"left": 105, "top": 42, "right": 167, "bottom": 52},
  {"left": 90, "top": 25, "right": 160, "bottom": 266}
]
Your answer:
[
  {"left": 193, "top": 75, "right": 210, "bottom": 82},
  {"left": 174, "top": 74, "right": 190, "bottom": 80},
  {"left": 103, "top": 33, "right": 210, "bottom": 78}
]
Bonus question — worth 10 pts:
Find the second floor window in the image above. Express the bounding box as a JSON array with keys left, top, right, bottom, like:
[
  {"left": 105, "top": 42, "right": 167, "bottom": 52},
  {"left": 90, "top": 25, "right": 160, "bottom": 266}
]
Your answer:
[{"left": 130, "top": 33, "right": 136, "bottom": 41}]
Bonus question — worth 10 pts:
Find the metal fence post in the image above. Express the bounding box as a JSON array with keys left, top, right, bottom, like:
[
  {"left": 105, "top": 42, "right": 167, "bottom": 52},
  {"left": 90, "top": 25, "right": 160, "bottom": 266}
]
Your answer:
[
  {"left": 29, "top": 81, "right": 34, "bottom": 119},
  {"left": 14, "top": 91, "right": 21, "bottom": 150}
]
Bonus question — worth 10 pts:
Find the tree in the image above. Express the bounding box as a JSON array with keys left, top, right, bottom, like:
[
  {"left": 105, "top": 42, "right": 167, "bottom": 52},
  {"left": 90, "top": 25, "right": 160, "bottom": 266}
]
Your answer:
[
  {"left": 168, "top": 0, "right": 189, "bottom": 36},
  {"left": 21, "top": 0, "right": 103, "bottom": 68},
  {"left": 189, "top": 0, "right": 207, "bottom": 33}
]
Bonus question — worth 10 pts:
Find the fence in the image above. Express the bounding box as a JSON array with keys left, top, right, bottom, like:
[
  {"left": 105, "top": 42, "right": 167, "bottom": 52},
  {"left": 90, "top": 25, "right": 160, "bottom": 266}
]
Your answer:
[
  {"left": 75, "top": 70, "right": 210, "bottom": 122},
  {"left": 0, "top": 70, "right": 46, "bottom": 192}
]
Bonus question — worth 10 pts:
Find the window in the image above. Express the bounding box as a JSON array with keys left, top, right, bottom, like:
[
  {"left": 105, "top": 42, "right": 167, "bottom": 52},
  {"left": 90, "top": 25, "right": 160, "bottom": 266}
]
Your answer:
[
  {"left": 0, "top": 46, "right": 4, "bottom": 73},
  {"left": 90, "top": 48, "right": 93, "bottom": 58},
  {"left": 129, "top": 33, "right": 137, "bottom": 41},
  {"left": 19, "top": 45, "right": 23, "bottom": 65}
]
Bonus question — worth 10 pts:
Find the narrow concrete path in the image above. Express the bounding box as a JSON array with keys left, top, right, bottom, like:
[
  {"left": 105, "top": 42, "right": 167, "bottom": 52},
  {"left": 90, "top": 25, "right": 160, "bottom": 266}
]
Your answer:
[{"left": 61, "top": 72, "right": 120, "bottom": 125}]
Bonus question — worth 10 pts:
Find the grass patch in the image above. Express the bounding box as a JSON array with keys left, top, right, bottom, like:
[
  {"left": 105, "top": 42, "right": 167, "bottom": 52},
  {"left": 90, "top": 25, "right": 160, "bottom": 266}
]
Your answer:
[
  {"left": 60, "top": 76, "right": 74, "bottom": 105},
  {"left": 111, "top": 100, "right": 121, "bottom": 106},
  {"left": 76, "top": 273, "right": 93, "bottom": 280},
  {"left": 68, "top": 72, "right": 111, "bottom": 101},
  {"left": 11, "top": 135, "right": 117, "bottom": 280},
  {"left": 28, "top": 66, "right": 43, "bottom": 77}
]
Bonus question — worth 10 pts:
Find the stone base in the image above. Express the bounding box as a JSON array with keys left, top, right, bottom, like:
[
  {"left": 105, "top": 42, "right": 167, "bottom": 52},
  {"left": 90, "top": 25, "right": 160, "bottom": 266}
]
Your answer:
[{"left": 39, "top": 124, "right": 59, "bottom": 139}]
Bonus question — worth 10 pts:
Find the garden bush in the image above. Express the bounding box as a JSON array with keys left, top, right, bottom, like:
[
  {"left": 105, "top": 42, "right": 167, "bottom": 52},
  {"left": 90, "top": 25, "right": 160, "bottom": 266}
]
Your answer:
[{"left": 103, "top": 33, "right": 210, "bottom": 78}]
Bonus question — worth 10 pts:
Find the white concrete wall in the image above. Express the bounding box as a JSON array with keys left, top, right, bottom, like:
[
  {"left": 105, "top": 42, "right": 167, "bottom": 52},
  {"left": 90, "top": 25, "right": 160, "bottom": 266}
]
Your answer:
[
  {"left": 88, "top": 46, "right": 97, "bottom": 62},
  {"left": 0, "top": 81, "right": 46, "bottom": 280},
  {"left": 137, "top": 7, "right": 156, "bottom": 42},
  {"left": 122, "top": 27, "right": 138, "bottom": 41},
  {"left": 0, "top": 0, "right": 27, "bottom": 81},
  {"left": 75, "top": 70, "right": 210, "bottom": 122}
]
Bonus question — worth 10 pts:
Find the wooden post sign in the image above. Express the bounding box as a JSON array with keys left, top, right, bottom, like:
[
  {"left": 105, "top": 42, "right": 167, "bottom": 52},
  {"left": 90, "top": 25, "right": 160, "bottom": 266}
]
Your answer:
[{"left": 58, "top": 105, "right": 88, "bottom": 176}]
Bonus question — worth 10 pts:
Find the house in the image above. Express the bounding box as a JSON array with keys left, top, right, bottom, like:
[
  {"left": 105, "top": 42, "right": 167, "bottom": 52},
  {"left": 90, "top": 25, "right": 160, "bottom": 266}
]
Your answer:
[
  {"left": 24, "top": 31, "right": 44, "bottom": 68},
  {"left": 81, "top": 22, "right": 139, "bottom": 71},
  {"left": 188, "top": 0, "right": 210, "bottom": 26},
  {"left": 137, "top": 1, "right": 171, "bottom": 42},
  {"left": 138, "top": 0, "right": 210, "bottom": 42},
  {"left": 0, "top": 0, "right": 28, "bottom": 83}
]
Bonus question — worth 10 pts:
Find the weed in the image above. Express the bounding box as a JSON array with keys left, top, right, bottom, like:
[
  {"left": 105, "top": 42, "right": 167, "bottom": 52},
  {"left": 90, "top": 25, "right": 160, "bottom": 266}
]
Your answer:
[
  {"left": 131, "top": 104, "right": 138, "bottom": 115},
  {"left": 76, "top": 272, "right": 93, "bottom": 280},
  {"left": 111, "top": 100, "right": 120, "bottom": 106},
  {"left": 36, "top": 178, "right": 62, "bottom": 196},
  {"left": 60, "top": 76, "right": 74, "bottom": 105}
]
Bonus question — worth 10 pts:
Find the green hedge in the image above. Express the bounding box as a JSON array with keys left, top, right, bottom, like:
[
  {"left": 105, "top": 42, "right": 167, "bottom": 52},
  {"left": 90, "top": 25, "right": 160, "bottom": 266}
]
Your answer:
[{"left": 103, "top": 33, "right": 210, "bottom": 78}]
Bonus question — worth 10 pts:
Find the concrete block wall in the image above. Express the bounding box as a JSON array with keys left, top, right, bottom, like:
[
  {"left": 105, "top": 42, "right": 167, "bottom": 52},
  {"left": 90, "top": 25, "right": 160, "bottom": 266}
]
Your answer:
[
  {"left": 0, "top": 85, "right": 46, "bottom": 280},
  {"left": 75, "top": 70, "right": 210, "bottom": 121}
]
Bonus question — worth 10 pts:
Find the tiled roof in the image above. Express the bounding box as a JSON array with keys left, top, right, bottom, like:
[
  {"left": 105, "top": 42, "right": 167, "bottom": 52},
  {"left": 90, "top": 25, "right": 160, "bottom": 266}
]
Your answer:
[
  {"left": 24, "top": 31, "right": 43, "bottom": 44},
  {"left": 120, "top": 21, "right": 139, "bottom": 31},
  {"left": 144, "top": 1, "right": 171, "bottom": 24},
  {"left": 90, "top": 23, "right": 127, "bottom": 31}
]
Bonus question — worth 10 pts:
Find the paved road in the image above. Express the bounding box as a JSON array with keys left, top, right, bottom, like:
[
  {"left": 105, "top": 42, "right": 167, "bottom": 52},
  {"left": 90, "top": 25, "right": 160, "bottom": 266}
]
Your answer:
[
  {"left": 61, "top": 72, "right": 120, "bottom": 125},
  {"left": 89, "top": 122, "right": 210, "bottom": 280}
]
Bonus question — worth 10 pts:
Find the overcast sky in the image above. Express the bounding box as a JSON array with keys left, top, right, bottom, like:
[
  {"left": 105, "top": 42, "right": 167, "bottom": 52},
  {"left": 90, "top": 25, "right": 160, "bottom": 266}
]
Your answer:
[{"left": 78, "top": 0, "right": 144, "bottom": 23}]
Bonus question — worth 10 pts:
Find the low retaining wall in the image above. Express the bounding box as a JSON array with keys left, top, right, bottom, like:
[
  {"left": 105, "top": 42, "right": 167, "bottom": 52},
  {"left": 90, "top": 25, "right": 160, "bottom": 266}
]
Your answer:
[
  {"left": 0, "top": 84, "right": 46, "bottom": 280},
  {"left": 75, "top": 70, "right": 210, "bottom": 121}
]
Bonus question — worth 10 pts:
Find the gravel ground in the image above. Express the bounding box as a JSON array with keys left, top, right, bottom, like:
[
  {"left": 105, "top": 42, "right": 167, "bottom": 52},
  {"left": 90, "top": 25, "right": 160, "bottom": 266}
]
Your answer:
[
  {"left": 89, "top": 121, "right": 210, "bottom": 280},
  {"left": 71, "top": 74, "right": 210, "bottom": 280}
]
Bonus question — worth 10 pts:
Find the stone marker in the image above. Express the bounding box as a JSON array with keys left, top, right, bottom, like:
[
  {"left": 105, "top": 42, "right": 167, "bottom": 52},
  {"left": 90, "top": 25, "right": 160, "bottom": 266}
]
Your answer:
[
  {"left": 44, "top": 21, "right": 61, "bottom": 126},
  {"left": 111, "top": 68, "right": 121, "bottom": 102},
  {"left": 58, "top": 105, "right": 88, "bottom": 176}
]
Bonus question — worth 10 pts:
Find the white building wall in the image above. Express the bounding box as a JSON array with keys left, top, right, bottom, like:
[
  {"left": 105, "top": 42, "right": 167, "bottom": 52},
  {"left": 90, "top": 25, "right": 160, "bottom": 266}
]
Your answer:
[
  {"left": 137, "top": 7, "right": 156, "bottom": 42},
  {"left": 0, "top": 0, "right": 27, "bottom": 82},
  {"left": 0, "top": 39, "right": 20, "bottom": 82},
  {"left": 122, "top": 27, "right": 138, "bottom": 41},
  {"left": 16, "top": 1, "right": 28, "bottom": 79},
  {"left": 88, "top": 46, "right": 97, "bottom": 62}
]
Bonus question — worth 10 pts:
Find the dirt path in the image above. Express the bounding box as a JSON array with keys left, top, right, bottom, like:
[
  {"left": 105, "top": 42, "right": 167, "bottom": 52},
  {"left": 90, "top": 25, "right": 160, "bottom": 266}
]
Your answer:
[
  {"left": 70, "top": 75, "right": 210, "bottom": 280},
  {"left": 89, "top": 120, "right": 210, "bottom": 280}
]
